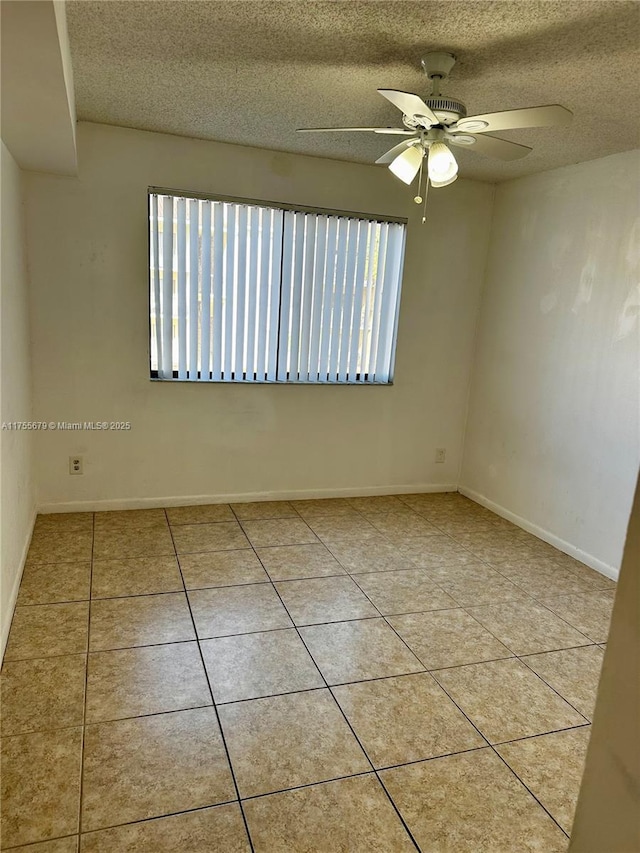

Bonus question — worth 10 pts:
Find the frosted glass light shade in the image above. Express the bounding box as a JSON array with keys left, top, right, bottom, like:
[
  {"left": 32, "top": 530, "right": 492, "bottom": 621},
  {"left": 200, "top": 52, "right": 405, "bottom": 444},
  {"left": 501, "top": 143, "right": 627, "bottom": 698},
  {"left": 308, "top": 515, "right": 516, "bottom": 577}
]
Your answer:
[
  {"left": 389, "top": 145, "right": 423, "bottom": 185},
  {"left": 428, "top": 142, "right": 458, "bottom": 185}
]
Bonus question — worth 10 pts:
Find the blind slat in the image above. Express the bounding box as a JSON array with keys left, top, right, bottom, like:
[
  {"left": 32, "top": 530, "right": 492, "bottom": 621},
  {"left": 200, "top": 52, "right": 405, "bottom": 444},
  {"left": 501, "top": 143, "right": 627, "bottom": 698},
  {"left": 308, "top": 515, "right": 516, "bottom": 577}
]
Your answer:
[
  {"left": 288, "top": 212, "right": 306, "bottom": 380},
  {"left": 211, "top": 203, "right": 224, "bottom": 380},
  {"left": 267, "top": 210, "right": 283, "bottom": 381},
  {"left": 307, "top": 216, "right": 327, "bottom": 383},
  {"left": 150, "top": 193, "right": 404, "bottom": 384},
  {"left": 223, "top": 204, "right": 236, "bottom": 379},
  {"left": 150, "top": 195, "right": 162, "bottom": 373},
  {"left": 188, "top": 199, "right": 199, "bottom": 380},
  {"left": 298, "top": 214, "right": 317, "bottom": 382},
  {"left": 246, "top": 207, "right": 260, "bottom": 380},
  {"left": 160, "top": 195, "right": 174, "bottom": 379},
  {"left": 177, "top": 198, "right": 187, "bottom": 380}
]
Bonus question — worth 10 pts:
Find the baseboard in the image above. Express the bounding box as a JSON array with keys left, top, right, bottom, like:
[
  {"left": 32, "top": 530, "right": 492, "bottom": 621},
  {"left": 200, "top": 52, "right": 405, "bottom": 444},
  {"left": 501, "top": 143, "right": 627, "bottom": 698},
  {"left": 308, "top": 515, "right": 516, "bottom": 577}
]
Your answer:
[
  {"left": 1, "top": 506, "right": 37, "bottom": 664},
  {"left": 38, "top": 482, "right": 460, "bottom": 514},
  {"left": 459, "top": 486, "right": 619, "bottom": 581}
]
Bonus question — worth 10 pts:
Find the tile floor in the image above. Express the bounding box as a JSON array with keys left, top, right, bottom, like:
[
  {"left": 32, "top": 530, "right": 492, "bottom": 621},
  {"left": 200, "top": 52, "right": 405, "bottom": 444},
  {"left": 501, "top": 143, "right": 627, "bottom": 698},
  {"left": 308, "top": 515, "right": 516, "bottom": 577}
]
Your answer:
[{"left": 1, "top": 493, "right": 617, "bottom": 851}]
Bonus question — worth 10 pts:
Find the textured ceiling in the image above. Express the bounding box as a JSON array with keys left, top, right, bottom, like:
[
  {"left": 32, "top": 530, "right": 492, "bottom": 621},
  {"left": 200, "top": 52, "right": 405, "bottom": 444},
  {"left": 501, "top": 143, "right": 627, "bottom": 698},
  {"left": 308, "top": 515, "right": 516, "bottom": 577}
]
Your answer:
[{"left": 66, "top": 0, "right": 640, "bottom": 182}]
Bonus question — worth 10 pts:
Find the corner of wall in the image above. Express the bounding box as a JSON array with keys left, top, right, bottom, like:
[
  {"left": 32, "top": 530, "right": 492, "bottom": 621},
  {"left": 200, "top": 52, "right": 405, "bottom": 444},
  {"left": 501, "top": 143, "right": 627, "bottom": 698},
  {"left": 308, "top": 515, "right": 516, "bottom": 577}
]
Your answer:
[{"left": 456, "top": 181, "right": 498, "bottom": 489}]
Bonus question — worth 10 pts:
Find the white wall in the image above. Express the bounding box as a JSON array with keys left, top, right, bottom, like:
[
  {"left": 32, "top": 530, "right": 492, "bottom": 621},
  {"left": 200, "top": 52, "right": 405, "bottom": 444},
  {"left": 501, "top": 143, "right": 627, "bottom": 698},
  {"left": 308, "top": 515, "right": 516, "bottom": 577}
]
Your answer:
[
  {"left": 1, "top": 140, "right": 36, "bottom": 657},
  {"left": 461, "top": 150, "right": 640, "bottom": 576},
  {"left": 25, "top": 123, "right": 494, "bottom": 510}
]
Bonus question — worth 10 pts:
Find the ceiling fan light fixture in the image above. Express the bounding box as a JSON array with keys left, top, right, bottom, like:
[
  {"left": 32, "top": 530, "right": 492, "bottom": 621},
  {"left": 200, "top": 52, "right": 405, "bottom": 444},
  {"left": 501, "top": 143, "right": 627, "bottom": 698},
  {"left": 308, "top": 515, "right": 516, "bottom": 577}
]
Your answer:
[
  {"left": 389, "top": 145, "right": 423, "bottom": 185},
  {"left": 428, "top": 141, "right": 458, "bottom": 184},
  {"left": 449, "top": 134, "right": 475, "bottom": 145},
  {"left": 456, "top": 119, "right": 489, "bottom": 132},
  {"left": 430, "top": 173, "right": 458, "bottom": 188}
]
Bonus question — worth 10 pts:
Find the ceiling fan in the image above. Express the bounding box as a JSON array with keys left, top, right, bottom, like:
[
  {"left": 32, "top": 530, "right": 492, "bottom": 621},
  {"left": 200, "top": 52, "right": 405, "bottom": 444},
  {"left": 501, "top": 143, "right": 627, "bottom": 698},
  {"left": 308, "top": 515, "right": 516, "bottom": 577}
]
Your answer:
[{"left": 298, "top": 52, "right": 572, "bottom": 218}]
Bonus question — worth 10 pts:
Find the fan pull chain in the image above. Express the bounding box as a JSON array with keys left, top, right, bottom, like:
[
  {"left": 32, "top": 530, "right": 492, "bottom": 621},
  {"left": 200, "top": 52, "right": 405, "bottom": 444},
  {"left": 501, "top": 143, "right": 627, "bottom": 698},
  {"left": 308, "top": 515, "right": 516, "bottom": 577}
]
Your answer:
[
  {"left": 414, "top": 153, "right": 424, "bottom": 206},
  {"left": 422, "top": 175, "right": 430, "bottom": 224}
]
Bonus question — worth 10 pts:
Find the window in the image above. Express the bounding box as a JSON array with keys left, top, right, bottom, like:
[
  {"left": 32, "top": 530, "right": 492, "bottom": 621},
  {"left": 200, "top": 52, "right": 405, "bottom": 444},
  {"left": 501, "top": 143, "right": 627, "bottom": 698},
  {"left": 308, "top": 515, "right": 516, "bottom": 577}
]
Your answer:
[{"left": 149, "top": 190, "right": 406, "bottom": 383}]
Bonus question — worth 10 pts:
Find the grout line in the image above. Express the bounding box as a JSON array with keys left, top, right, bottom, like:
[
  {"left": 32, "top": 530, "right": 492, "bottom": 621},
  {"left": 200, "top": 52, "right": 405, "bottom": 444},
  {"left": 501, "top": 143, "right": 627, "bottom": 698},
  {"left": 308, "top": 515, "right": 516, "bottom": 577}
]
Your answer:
[
  {"left": 77, "top": 511, "right": 95, "bottom": 836},
  {"left": 14, "top": 496, "right": 611, "bottom": 846},
  {"left": 492, "top": 722, "right": 592, "bottom": 748},
  {"left": 335, "top": 537, "right": 574, "bottom": 842},
  {"left": 243, "top": 510, "right": 422, "bottom": 851},
  {"left": 165, "top": 508, "right": 256, "bottom": 853}
]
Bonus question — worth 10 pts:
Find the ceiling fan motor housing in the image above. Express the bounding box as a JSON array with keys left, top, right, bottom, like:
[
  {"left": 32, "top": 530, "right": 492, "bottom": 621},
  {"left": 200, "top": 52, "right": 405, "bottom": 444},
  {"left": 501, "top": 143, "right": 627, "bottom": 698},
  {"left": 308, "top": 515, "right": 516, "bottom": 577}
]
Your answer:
[{"left": 426, "top": 97, "right": 467, "bottom": 126}]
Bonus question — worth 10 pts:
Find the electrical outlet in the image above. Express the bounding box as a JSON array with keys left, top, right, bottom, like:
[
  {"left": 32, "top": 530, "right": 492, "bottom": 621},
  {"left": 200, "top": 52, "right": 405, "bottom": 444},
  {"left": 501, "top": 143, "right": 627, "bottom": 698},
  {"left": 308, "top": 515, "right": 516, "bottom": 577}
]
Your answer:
[
  {"left": 69, "top": 456, "right": 83, "bottom": 475},
  {"left": 435, "top": 448, "right": 446, "bottom": 464}
]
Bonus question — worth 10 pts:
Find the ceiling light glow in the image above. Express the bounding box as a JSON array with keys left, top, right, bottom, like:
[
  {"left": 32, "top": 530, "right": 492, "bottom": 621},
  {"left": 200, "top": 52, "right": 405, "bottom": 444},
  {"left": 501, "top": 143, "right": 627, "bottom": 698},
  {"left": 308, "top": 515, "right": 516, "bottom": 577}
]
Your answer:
[
  {"left": 428, "top": 142, "right": 458, "bottom": 186},
  {"left": 389, "top": 145, "right": 423, "bottom": 185}
]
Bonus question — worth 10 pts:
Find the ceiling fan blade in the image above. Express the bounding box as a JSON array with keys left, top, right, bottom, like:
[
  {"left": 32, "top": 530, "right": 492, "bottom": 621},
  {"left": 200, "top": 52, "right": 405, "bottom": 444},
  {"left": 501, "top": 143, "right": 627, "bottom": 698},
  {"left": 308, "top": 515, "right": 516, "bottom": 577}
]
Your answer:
[
  {"left": 377, "top": 89, "right": 438, "bottom": 126},
  {"left": 450, "top": 133, "right": 532, "bottom": 161},
  {"left": 454, "top": 104, "right": 572, "bottom": 134},
  {"left": 297, "top": 127, "right": 415, "bottom": 135},
  {"left": 375, "top": 139, "right": 419, "bottom": 165}
]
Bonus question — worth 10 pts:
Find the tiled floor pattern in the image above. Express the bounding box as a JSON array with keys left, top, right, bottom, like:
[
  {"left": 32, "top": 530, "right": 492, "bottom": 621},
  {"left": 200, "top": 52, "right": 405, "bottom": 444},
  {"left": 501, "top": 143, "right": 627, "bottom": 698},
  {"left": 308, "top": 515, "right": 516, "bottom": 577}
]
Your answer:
[{"left": 1, "top": 493, "right": 616, "bottom": 851}]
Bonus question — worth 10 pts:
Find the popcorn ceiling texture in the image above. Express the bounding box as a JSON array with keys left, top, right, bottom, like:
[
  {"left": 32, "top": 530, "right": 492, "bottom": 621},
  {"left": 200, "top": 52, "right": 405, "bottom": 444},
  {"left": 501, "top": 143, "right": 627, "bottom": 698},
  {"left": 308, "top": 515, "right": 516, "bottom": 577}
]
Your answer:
[{"left": 66, "top": 0, "right": 639, "bottom": 182}]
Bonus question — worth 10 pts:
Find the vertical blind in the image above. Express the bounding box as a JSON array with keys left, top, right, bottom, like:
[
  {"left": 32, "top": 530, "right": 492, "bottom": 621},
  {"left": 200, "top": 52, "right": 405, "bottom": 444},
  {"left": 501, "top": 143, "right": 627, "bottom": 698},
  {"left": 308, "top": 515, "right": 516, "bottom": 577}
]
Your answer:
[{"left": 149, "top": 191, "right": 406, "bottom": 383}]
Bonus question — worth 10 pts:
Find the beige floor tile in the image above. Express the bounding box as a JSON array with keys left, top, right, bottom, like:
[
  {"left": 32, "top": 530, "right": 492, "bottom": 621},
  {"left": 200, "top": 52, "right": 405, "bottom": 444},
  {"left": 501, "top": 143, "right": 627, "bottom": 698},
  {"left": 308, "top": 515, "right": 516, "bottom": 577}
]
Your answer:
[
  {"left": 171, "top": 522, "right": 249, "bottom": 554},
  {"left": 93, "top": 509, "right": 168, "bottom": 531},
  {"left": 433, "top": 658, "right": 587, "bottom": 743},
  {"left": 380, "top": 748, "right": 568, "bottom": 852},
  {"left": 319, "top": 529, "right": 390, "bottom": 549},
  {"left": 201, "top": 629, "right": 323, "bottom": 703},
  {"left": 166, "top": 503, "right": 235, "bottom": 524},
  {"left": 419, "top": 561, "right": 498, "bottom": 583},
  {"left": 540, "top": 590, "right": 615, "bottom": 643},
  {"left": 179, "top": 549, "right": 269, "bottom": 589},
  {"left": 5, "top": 602, "right": 89, "bottom": 661},
  {"left": 433, "top": 517, "right": 499, "bottom": 536},
  {"left": 369, "top": 514, "right": 441, "bottom": 539},
  {"left": 307, "top": 516, "right": 380, "bottom": 542},
  {"left": 522, "top": 645, "right": 605, "bottom": 720},
  {"left": 11, "top": 838, "right": 79, "bottom": 852},
  {"left": 218, "top": 689, "right": 369, "bottom": 797},
  {"left": 437, "top": 569, "right": 533, "bottom": 607},
  {"left": 79, "top": 803, "right": 250, "bottom": 852},
  {"left": 290, "top": 498, "right": 360, "bottom": 519},
  {"left": 243, "top": 774, "right": 415, "bottom": 852},
  {"left": 451, "top": 532, "right": 535, "bottom": 564},
  {"left": 351, "top": 569, "right": 457, "bottom": 615},
  {"left": 231, "top": 500, "right": 298, "bottom": 520},
  {"left": 86, "top": 642, "right": 211, "bottom": 722},
  {"left": 300, "top": 618, "right": 423, "bottom": 685},
  {"left": 1, "top": 654, "right": 86, "bottom": 736},
  {"left": 326, "top": 541, "right": 417, "bottom": 574},
  {"left": 557, "top": 560, "right": 616, "bottom": 590},
  {"left": 274, "top": 576, "right": 379, "bottom": 625},
  {"left": 388, "top": 609, "right": 513, "bottom": 670},
  {"left": 89, "top": 592, "right": 194, "bottom": 651},
  {"left": 494, "top": 560, "right": 600, "bottom": 598},
  {"left": 17, "top": 562, "right": 91, "bottom": 605},
  {"left": 1, "top": 727, "right": 83, "bottom": 848},
  {"left": 333, "top": 673, "right": 485, "bottom": 768},
  {"left": 81, "top": 707, "right": 235, "bottom": 831},
  {"left": 93, "top": 526, "right": 174, "bottom": 560},
  {"left": 35, "top": 512, "right": 93, "bottom": 534},
  {"left": 27, "top": 528, "right": 93, "bottom": 565},
  {"left": 188, "top": 584, "right": 292, "bottom": 638},
  {"left": 256, "top": 543, "right": 345, "bottom": 580},
  {"left": 395, "top": 535, "right": 476, "bottom": 568},
  {"left": 241, "top": 518, "right": 318, "bottom": 547},
  {"left": 496, "top": 727, "right": 591, "bottom": 834},
  {"left": 467, "top": 599, "right": 590, "bottom": 655},
  {"left": 91, "top": 556, "right": 183, "bottom": 598},
  {"left": 347, "top": 495, "right": 407, "bottom": 513}
]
